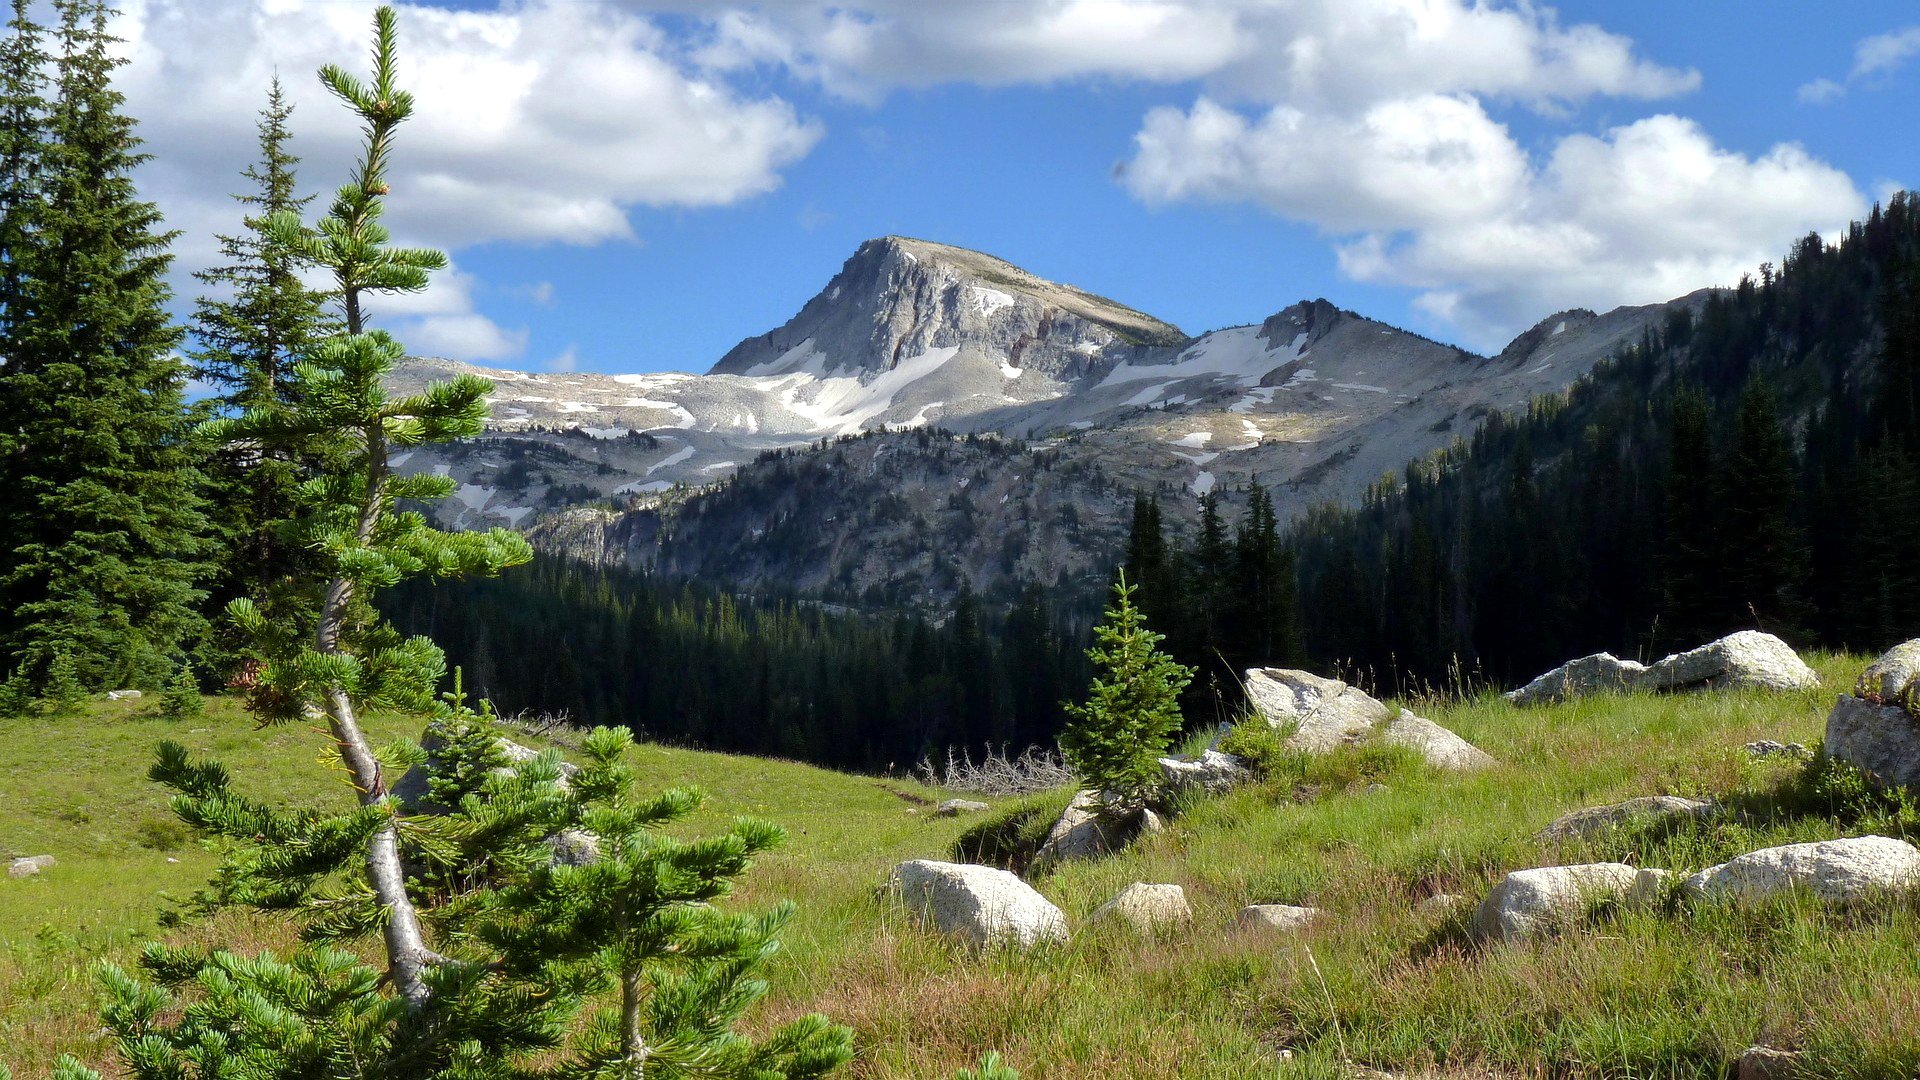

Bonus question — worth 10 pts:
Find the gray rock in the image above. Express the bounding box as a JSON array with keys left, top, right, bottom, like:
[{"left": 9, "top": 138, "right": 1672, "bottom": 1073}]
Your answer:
[
  {"left": 544, "top": 829, "right": 601, "bottom": 866},
  {"left": 1856, "top": 639, "right": 1920, "bottom": 703},
  {"left": 8, "top": 855, "right": 55, "bottom": 878},
  {"left": 1537, "top": 796, "right": 1714, "bottom": 842},
  {"left": 1035, "top": 789, "right": 1135, "bottom": 865},
  {"left": 1737, "top": 1046, "right": 1802, "bottom": 1080},
  {"left": 1742, "top": 740, "right": 1810, "bottom": 758},
  {"left": 1157, "top": 749, "right": 1251, "bottom": 795},
  {"left": 1471, "top": 863, "right": 1641, "bottom": 941},
  {"left": 1626, "top": 868, "right": 1676, "bottom": 907},
  {"left": 1643, "top": 631, "right": 1818, "bottom": 693},
  {"left": 1090, "top": 882, "right": 1192, "bottom": 932},
  {"left": 1245, "top": 668, "right": 1494, "bottom": 769},
  {"left": 889, "top": 859, "right": 1069, "bottom": 949},
  {"left": 1138, "top": 807, "right": 1166, "bottom": 836},
  {"left": 935, "top": 799, "right": 991, "bottom": 817},
  {"left": 105, "top": 689, "right": 143, "bottom": 701},
  {"left": 1504, "top": 653, "right": 1647, "bottom": 706},
  {"left": 1235, "top": 904, "right": 1323, "bottom": 933},
  {"left": 1684, "top": 835, "right": 1920, "bottom": 905},
  {"left": 1382, "top": 710, "right": 1496, "bottom": 771},
  {"left": 1825, "top": 694, "right": 1920, "bottom": 791}
]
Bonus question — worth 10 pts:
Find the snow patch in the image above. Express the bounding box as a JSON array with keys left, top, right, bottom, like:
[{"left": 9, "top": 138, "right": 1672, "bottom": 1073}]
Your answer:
[
  {"left": 616, "top": 479, "right": 675, "bottom": 495},
  {"left": 776, "top": 345, "right": 961, "bottom": 435},
  {"left": 1552, "top": 320, "right": 1568, "bottom": 335},
  {"left": 1333, "top": 382, "right": 1389, "bottom": 393},
  {"left": 1170, "top": 431, "right": 1213, "bottom": 448},
  {"left": 1191, "top": 471, "right": 1216, "bottom": 496},
  {"left": 999, "top": 360, "right": 1024, "bottom": 379},
  {"left": 646, "top": 445, "right": 697, "bottom": 475},
  {"left": 620, "top": 396, "right": 697, "bottom": 429},
  {"left": 1172, "top": 449, "right": 1219, "bottom": 466},
  {"left": 454, "top": 483, "right": 494, "bottom": 512},
  {"left": 1096, "top": 325, "right": 1305, "bottom": 391},
  {"left": 495, "top": 505, "right": 534, "bottom": 528},
  {"left": 967, "top": 285, "right": 1016, "bottom": 318}
]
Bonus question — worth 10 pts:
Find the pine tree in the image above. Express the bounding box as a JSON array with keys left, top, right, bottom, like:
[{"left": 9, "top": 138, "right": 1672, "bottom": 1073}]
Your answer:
[
  {"left": 0, "top": 0, "right": 49, "bottom": 341},
  {"left": 0, "top": 0, "right": 211, "bottom": 691},
  {"left": 1722, "top": 379, "right": 1809, "bottom": 634},
  {"left": 1059, "top": 571, "right": 1193, "bottom": 804},
  {"left": 158, "top": 660, "right": 202, "bottom": 720},
  {"left": 1658, "top": 385, "right": 1723, "bottom": 644}
]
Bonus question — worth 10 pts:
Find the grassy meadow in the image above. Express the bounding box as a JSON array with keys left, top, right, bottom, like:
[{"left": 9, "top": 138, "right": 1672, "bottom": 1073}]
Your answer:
[{"left": 6, "top": 651, "right": 1920, "bottom": 1079}]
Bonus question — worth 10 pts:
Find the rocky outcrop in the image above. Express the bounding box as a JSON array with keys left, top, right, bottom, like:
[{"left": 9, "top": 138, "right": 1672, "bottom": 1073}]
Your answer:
[
  {"left": 1090, "top": 883, "right": 1192, "bottom": 932},
  {"left": 1036, "top": 790, "right": 1136, "bottom": 865},
  {"left": 1683, "top": 836, "right": 1920, "bottom": 905},
  {"left": 1471, "top": 863, "right": 1642, "bottom": 941},
  {"left": 1245, "top": 668, "right": 1493, "bottom": 770},
  {"left": 1235, "top": 904, "right": 1323, "bottom": 933},
  {"left": 8, "top": 855, "right": 55, "bottom": 878},
  {"left": 1825, "top": 695, "right": 1920, "bottom": 790},
  {"left": 1157, "top": 749, "right": 1251, "bottom": 795},
  {"left": 105, "top": 689, "right": 142, "bottom": 701},
  {"left": 1857, "top": 638, "right": 1920, "bottom": 703},
  {"left": 889, "top": 859, "right": 1069, "bottom": 949},
  {"left": 1737, "top": 1046, "right": 1802, "bottom": 1080},
  {"left": 1507, "top": 632, "right": 1817, "bottom": 706},
  {"left": 1537, "top": 796, "right": 1714, "bottom": 842}
]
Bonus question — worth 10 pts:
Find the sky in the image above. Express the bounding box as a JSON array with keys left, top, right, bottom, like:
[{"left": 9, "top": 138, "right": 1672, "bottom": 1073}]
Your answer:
[{"left": 105, "top": 0, "right": 1920, "bottom": 373}]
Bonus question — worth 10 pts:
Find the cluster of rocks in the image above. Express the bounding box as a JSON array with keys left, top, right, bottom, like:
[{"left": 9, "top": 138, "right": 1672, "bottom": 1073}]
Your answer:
[
  {"left": 8, "top": 854, "right": 55, "bottom": 878},
  {"left": 1245, "top": 668, "right": 1496, "bottom": 770},
  {"left": 1505, "top": 631, "right": 1819, "bottom": 707},
  {"left": 1824, "top": 638, "right": 1920, "bottom": 790}
]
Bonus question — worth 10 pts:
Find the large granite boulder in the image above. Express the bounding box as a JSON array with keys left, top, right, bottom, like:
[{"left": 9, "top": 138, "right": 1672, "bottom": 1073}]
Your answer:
[
  {"left": 1158, "top": 749, "right": 1252, "bottom": 795},
  {"left": 1035, "top": 790, "right": 1137, "bottom": 865},
  {"left": 1470, "top": 863, "right": 1641, "bottom": 941},
  {"left": 889, "top": 859, "right": 1069, "bottom": 948},
  {"left": 1089, "top": 882, "right": 1192, "bottom": 932},
  {"left": 1538, "top": 796, "right": 1715, "bottom": 842},
  {"left": 1642, "top": 631, "right": 1818, "bottom": 693},
  {"left": 1683, "top": 836, "right": 1920, "bottom": 905},
  {"left": 1826, "top": 694, "right": 1920, "bottom": 790},
  {"left": 1504, "top": 653, "right": 1648, "bottom": 706},
  {"left": 1245, "top": 668, "right": 1494, "bottom": 770},
  {"left": 1857, "top": 639, "right": 1920, "bottom": 703}
]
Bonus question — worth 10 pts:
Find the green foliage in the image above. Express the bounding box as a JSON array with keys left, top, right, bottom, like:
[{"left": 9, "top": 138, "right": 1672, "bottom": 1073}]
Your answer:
[
  {"left": 1059, "top": 573, "right": 1193, "bottom": 802},
  {"left": 0, "top": 669, "right": 30, "bottom": 718},
  {"left": 40, "top": 652, "right": 84, "bottom": 716},
  {"left": 951, "top": 787, "right": 1076, "bottom": 871},
  {"left": 1215, "top": 716, "right": 1290, "bottom": 778},
  {"left": 955, "top": 1051, "right": 1020, "bottom": 1080},
  {"left": 157, "top": 662, "right": 202, "bottom": 721}
]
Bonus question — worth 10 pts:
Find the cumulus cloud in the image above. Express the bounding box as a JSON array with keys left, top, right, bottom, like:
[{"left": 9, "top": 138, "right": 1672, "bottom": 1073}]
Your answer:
[
  {"left": 372, "top": 264, "right": 528, "bottom": 362},
  {"left": 1853, "top": 26, "right": 1920, "bottom": 79}
]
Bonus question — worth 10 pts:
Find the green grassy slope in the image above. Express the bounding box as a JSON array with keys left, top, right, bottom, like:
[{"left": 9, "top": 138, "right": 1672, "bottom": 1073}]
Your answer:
[{"left": 6, "top": 653, "right": 1919, "bottom": 1079}]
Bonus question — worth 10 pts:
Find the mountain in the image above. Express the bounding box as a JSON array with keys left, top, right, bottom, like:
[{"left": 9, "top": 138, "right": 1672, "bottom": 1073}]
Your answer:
[{"left": 388, "top": 235, "right": 1715, "bottom": 604}]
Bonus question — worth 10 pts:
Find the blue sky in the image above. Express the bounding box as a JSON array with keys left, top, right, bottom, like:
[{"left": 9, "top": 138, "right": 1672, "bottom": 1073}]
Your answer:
[{"left": 117, "top": 2, "right": 1919, "bottom": 373}]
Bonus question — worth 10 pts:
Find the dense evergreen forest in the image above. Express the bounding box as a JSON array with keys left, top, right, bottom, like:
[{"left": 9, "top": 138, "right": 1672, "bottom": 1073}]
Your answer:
[
  {"left": 1267, "top": 193, "right": 1920, "bottom": 692},
  {"left": 386, "top": 559, "right": 1092, "bottom": 770}
]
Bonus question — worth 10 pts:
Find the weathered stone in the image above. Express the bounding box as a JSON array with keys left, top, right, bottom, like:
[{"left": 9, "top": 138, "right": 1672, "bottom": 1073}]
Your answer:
[
  {"left": 935, "top": 799, "right": 991, "bottom": 817},
  {"left": 1471, "top": 863, "right": 1640, "bottom": 941},
  {"left": 105, "top": 689, "right": 143, "bottom": 701},
  {"left": 1856, "top": 639, "right": 1920, "bottom": 703},
  {"left": 1035, "top": 790, "right": 1135, "bottom": 865},
  {"left": 1742, "top": 740, "right": 1810, "bottom": 759},
  {"left": 1138, "top": 807, "right": 1166, "bottom": 836},
  {"left": 1235, "top": 904, "right": 1323, "bottom": 933},
  {"left": 889, "top": 859, "right": 1068, "bottom": 949},
  {"left": 8, "top": 855, "right": 55, "bottom": 878},
  {"left": 1537, "top": 796, "right": 1714, "bottom": 842},
  {"left": 1158, "top": 749, "right": 1251, "bottom": 795},
  {"left": 1826, "top": 694, "right": 1920, "bottom": 791},
  {"left": 544, "top": 829, "right": 601, "bottom": 866},
  {"left": 1626, "top": 868, "right": 1675, "bottom": 907},
  {"left": 1504, "top": 653, "right": 1647, "bottom": 706},
  {"left": 1737, "top": 1046, "right": 1802, "bottom": 1080},
  {"left": 1684, "top": 835, "right": 1920, "bottom": 905},
  {"left": 1090, "top": 882, "right": 1192, "bottom": 932},
  {"left": 1382, "top": 710, "right": 1496, "bottom": 770},
  {"left": 1642, "top": 631, "right": 1818, "bottom": 693}
]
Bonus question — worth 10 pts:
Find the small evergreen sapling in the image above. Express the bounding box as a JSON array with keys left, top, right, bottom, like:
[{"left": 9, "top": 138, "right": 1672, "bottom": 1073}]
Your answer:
[
  {"left": 1059, "top": 571, "right": 1194, "bottom": 806},
  {"left": 158, "top": 660, "right": 202, "bottom": 720},
  {"left": 40, "top": 651, "right": 84, "bottom": 716}
]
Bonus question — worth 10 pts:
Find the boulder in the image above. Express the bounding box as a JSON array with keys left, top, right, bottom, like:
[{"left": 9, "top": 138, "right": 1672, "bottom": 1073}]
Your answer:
[
  {"left": 1471, "top": 863, "right": 1640, "bottom": 941},
  {"left": 1158, "top": 749, "right": 1251, "bottom": 795},
  {"left": 1235, "top": 904, "right": 1323, "bottom": 933},
  {"left": 1382, "top": 710, "right": 1495, "bottom": 771},
  {"left": 1683, "top": 835, "right": 1920, "bottom": 905},
  {"left": 8, "top": 855, "right": 55, "bottom": 878},
  {"left": 1138, "top": 807, "right": 1166, "bottom": 836},
  {"left": 889, "top": 859, "right": 1068, "bottom": 948},
  {"left": 1856, "top": 638, "right": 1920, "bottom": 703},
  {"left": 1035, "top": 789, "right": 1137, "bottom": 864},
  {"left": 1090, "top": 882, "right": 1192, "bottom": 932},
  {"left": 1504, "top": 653, "right": 1647, "bottom": 706},
  {"left": 935, "top": 799, "right": 991, "bottom": 817},
  {"left": 1245, "top": 669, "right": 1495, "bottom": 769},
  {"left": 1626, "top": 868, "right": 1676, "bottom": 907},
  {"left": 105, "top": 689, "right": 143, "bottom": 701},
  {"left": 544, "top": 828, "right": 601, "bottom": 866},
  {"left": 1825, "top": 694, "right": 1920, "bottom": 791},
  {"left": 1643, "top": 631, "right": 1818, "bottom": 693},
  {"left": 1537, "top": 796, "right": 1714, "bottom": 842}
]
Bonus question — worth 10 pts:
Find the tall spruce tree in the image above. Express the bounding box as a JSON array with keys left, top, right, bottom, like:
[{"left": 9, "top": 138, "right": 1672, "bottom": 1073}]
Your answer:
[
  {"left": 0, "top": 0, "right": 209, "bottom": 689},
  {"left": 1658, "top": 385, "right": 1723, "bottom": 645},
  {"left": 0, "top": 0, "right": 48, "bottom": 340},
  {"left": 1059, "top": 571, "right": 1193, "bottom": 806},
  {"left": 1722, "top": 379, "right": 1809, "bottom": 634}
]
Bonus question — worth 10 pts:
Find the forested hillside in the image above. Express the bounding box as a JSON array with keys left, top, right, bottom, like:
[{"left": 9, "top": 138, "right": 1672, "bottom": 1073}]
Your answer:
[{"left": 1277, "top": 193, "right": 1920, "bottom": 690}]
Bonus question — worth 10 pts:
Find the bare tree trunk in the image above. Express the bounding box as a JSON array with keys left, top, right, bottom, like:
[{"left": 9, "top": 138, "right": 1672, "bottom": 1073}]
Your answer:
[{"left": 621, "top": 967, "right": 647, "bottom": 1077}]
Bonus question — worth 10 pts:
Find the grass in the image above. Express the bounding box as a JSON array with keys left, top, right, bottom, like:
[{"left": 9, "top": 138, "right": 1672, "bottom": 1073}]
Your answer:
[{"left": 6, "top": 651, "right": 1920, "bottom": 1078}]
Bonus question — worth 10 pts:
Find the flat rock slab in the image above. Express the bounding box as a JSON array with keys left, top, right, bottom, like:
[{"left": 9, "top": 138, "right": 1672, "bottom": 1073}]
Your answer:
[
  {"left": 1236, "top": 904, "right": 1323, "bottom": 933},
  {"left": 1382, "top": 710, "right": 1496, "bottom": 771},
  {"left": 1471, "top": 862, "right": 1641, "bottom": 941},
  {"left": 1090, "top": 882, "right": 1192, "bottom": 932},
  {"left": 1684, "top": 835, "right": 1920, "bottom": 905},
  {"left": 935, "top": 799, "right": 991, "bottom": 817},
  {"left": 1245, "top": 668, "right": 1494, "bottom": 770},
  {"left": 1538, "top": 796, "right": 1714, "bottom": 842},
  {"left": 1826, "top": 693, "right": 1920, "bottom": 791},
  {"left": 890, "top": 859, "right": 1068, "bottom": 949}
]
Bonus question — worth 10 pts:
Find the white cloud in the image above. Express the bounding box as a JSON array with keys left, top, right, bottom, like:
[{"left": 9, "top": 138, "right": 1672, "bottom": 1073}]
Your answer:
[
  {"left": 547, "top": 346, "right": 581, "bottom": 373},
  {"left": 1853, "top": 26, "right": 1920, "bottom": 78},
  {"left": 1797, "top": 77, "right": 1845, "bottom": 105},
  {"left": 370, "top": 263, "right": 528, "bottom": 362}
]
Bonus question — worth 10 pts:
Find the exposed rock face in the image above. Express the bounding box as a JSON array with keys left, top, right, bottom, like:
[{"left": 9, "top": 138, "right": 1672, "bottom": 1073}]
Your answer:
[
  {"left": 935, "top": 799, "right": 991, "bottom": 817},
  {"left": 1504, "top": 653, "right": 1647, "bottom": 706},
  {"left": 1158, "top": 749, "right": 1251, "bottom": 795},
  {"left": 1857, "top": 639, "right": 1920, "bottom": 703},
  {"left": 1683, "top": 836, "right": 1920, "bottom": 905},
  {"left": 8, "top": 855, "right": 55, "bottom": 878},
  {"left": 889, "top": 859, "right": 1069, "bottom": 949},
  {"left": 1036, "top": 789, "right": 1136, "bottom": 865},
  {"left": 1245, "top": 668, "right": 1494, "bottom": 770},
  {"left": 1826, "top": 694, "right": 1920, "bottom": 790},
  {"left": 1507, "top": 632, "right": 1817, "bottom": 706},
  {"left": 1471, "top": 863, "right": 1641, "bottom": 941},
  {"left": 1235, "top": 904, "right": 1323, "bottom": 932},
  {"left": 1537, "top": 796, "right": 1714, "bottom": 842},
  {"left": 1089, "top": 882, "right": 1192, "bottom": 932}
]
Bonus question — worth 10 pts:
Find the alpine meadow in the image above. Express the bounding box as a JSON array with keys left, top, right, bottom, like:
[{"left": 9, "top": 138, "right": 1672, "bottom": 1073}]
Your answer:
[{"left": 6, "top": 3, "right": 1920, "bottom": 1079}]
